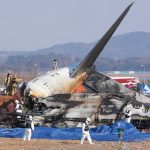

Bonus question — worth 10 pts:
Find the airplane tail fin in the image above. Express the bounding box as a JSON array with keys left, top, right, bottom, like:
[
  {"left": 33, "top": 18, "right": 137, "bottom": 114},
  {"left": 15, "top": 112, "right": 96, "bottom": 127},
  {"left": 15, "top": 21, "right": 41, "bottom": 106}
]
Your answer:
[{"left": 71, "top": 2, "right": 133, "bottom": 77}]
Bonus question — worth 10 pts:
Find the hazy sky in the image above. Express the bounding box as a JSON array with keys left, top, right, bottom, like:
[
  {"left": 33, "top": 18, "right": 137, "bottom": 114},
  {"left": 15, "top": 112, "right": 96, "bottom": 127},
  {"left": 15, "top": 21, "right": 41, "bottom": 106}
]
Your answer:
[{"left": 0, "top": 0, "right": 149, "bottom": 51}]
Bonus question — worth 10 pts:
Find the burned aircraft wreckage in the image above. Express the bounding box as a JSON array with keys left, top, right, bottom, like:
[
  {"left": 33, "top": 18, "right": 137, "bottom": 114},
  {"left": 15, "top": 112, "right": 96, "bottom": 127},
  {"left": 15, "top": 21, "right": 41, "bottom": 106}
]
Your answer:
[
  {"left": 1, "top": 3, "right": 150, "bottom": 129},
  {"left": 22, "top": 71, "right": 150, "bottom": 129}
]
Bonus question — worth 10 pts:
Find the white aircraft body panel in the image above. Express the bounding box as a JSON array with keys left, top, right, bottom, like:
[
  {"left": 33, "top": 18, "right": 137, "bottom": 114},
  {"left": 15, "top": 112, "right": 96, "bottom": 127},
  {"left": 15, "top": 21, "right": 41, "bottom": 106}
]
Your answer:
[{"left": 25, "top": 67, "right": 86, "bottom": 98}]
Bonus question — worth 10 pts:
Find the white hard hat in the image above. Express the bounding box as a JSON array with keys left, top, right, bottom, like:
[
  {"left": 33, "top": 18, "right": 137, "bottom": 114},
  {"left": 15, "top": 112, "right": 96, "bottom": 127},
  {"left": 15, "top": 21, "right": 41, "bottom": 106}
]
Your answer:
[
  {"left": 126, "top": 105, "right": 131, "bottom": 109},
  {"left": 15, "top": 100, "right": 19, "bottom": 104},
  {"left": 86, "top": 117, "right": 90, "bottom": 122},
  {"left": 127, "top": 107, "right": 131, "bottom": 110},
  {"left": 29, "top": 116, "right": 32, "bottom": 120}
]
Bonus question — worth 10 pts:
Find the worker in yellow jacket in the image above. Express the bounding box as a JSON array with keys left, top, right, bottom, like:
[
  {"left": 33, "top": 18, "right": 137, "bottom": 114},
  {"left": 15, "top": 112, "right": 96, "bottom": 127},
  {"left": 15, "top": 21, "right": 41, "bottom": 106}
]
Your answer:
[{"left": 4, "top": 73, "right": 12, "bottom": 95}]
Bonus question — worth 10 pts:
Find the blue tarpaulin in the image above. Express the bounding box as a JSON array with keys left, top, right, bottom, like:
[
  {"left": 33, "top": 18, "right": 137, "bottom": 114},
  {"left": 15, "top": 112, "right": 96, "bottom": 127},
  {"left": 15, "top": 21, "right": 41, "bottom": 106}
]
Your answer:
[
  {"left": 137, "top": 83, "right": 150, "bottom": 95},
  {"left": 0, "top": 121, "right": 150, "bottom": 141}
]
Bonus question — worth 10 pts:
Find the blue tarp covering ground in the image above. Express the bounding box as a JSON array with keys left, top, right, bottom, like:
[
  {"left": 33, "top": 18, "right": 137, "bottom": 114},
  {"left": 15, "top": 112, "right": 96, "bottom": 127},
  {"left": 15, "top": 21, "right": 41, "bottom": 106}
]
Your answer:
[
  {"left": 137, "top": 83, "right": 150, "bottom": 95},
  {"left": 0, "top": 121, "right": 150, "bottom": 141}
]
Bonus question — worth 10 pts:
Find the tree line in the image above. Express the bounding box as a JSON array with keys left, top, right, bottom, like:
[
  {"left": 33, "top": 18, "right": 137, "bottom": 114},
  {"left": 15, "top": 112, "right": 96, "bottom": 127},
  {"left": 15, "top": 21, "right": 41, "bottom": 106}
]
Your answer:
[{"left": 1, "top": 53, "right": 150, "bottom": 73}]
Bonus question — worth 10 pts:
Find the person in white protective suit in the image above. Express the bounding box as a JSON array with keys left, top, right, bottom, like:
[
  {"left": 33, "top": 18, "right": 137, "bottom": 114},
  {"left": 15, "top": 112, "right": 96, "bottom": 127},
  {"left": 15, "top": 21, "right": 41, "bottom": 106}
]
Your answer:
[
  {"left": 14, "top": 100, "right": 22, "bottom": 120},
  {"left": 124, "top": 107, "right": 132, "bottom": 123},
  {"left": 23, "top": 115, "right": 34, "bottom": 141},
  {"left": 80, "top": 117, "right": 94, "bottom": 144},
  {"left": 14, "top": 100, "right": 22, "bottom": 113}
]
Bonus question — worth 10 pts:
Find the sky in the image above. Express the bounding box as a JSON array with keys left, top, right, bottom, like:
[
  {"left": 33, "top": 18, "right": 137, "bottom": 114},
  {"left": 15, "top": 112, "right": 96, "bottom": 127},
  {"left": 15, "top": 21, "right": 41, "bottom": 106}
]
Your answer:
[{"left": 0, "top": 0, "right": 149, "bottom": 51}]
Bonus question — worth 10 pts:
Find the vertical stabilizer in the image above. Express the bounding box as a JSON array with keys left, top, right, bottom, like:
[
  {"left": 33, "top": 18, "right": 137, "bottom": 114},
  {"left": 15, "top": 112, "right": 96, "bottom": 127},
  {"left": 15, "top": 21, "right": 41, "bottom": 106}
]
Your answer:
[{"left": 71, "top": 3, "right": 133, "bottom": 77}]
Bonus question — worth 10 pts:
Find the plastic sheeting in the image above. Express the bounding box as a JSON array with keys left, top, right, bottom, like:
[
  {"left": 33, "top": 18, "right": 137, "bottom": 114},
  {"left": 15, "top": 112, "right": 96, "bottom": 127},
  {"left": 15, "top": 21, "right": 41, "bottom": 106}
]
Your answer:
[
  {"left": 0, "top": 121, "right": 150, "bottom": 141},
  {"left": 137, "top": 83, "right": 150, "bottom": 95}
]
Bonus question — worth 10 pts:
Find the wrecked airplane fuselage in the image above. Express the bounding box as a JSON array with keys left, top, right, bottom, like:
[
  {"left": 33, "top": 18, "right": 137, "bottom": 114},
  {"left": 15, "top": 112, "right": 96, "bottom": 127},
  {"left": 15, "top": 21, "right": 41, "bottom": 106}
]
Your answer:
[
  {"left": 28, "top": 93, "right": 101, "bottom": 127},
  {"left": 1, "top": 71, "right": 150, "bottom": 129},
  {"left": 20, "top": 71, "right": 150, "bottom": 129}
]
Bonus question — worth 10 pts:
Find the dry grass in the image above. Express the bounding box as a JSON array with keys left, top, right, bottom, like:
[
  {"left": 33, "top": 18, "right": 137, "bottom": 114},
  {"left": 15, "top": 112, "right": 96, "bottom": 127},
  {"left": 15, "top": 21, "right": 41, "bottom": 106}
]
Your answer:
[{"left": 0, "top": 138, "right": 149, "bottom": 150}]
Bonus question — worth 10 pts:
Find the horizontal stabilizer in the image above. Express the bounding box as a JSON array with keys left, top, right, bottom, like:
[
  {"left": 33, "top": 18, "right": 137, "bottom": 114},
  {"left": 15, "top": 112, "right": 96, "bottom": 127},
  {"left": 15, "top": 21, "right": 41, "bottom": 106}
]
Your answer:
[{"left": 71, "top": 3, "right": 133, "bottom": 77}]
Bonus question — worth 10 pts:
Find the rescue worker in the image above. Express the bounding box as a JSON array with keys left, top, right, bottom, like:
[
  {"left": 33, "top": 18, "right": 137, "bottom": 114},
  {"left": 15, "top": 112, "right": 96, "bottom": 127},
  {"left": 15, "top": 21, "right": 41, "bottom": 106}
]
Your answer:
[
  {"left": 23, "top": 115, "right": 34, "bottom": 141},
  {"left": 14, "top": 99, "right": 23, "bottom": 126},
  {"left": 80, "top": 117, "right": 94, "bottom": 144},
  {"left": 14, "top": 100, "right": 22, "bottom": 113},
  {"left": 124, "top": 107, "right": 132, "bottom": 123},
  {"left": 4, "top": 73, "right": 12, "bottom": 95},
  {"left": 11, "top": 75, "right": 19, "bottom": 96}
]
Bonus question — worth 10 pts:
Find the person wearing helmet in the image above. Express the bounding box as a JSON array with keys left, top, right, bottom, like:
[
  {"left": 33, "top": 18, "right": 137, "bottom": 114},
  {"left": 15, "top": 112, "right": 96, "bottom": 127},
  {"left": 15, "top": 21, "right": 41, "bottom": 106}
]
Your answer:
[
  {"left": 124, "top": 106, "right": 132, "bottom": 123},
  {"left": 11, "top": 75, "right": 19, "bottom": 96},
  {"left": 23, "top": 115, "right": 34, "bottom": 141},
  {"left": 4, "top": 73, "right": 12, "bottom": 95},
  {"left": 80, "top": 117, "right": 94, "bottom": 144},
  {"left": 14, "top": 99, "right": 22, "bottom": 122}
]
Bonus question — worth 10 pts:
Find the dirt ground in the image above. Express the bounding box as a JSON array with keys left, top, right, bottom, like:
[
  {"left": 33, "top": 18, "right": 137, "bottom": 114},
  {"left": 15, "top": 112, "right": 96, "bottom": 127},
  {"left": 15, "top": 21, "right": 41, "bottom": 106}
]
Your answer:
[{"left": 0, "top": 138, "right": 149, "bottom": 150}]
